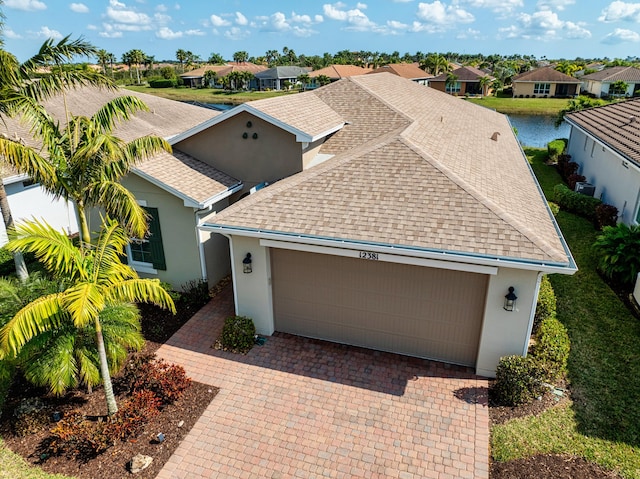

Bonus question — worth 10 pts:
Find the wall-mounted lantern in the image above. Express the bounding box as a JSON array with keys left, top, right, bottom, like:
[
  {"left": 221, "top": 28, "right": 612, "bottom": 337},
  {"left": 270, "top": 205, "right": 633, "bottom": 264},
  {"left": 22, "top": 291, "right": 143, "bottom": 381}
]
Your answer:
[
  {"left": 242, "top": 253, "right": 252, "bottom": 274},
  {"left": 504, "top": 286, "right": 517, "bottom": 311}
]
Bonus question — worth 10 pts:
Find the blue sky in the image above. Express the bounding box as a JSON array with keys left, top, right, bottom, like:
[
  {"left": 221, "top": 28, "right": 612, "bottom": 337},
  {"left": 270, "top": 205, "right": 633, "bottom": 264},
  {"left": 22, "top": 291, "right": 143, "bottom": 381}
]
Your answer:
[{"left": 2, "top": 0, "right": 640, "bottom": 62}]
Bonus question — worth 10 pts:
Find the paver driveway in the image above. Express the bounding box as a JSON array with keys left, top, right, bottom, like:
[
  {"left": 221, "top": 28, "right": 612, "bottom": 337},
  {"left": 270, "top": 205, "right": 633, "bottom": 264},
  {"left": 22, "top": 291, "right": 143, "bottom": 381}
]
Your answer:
[{"left": 156, "top": 285, "right": 489, "bottom": 479}]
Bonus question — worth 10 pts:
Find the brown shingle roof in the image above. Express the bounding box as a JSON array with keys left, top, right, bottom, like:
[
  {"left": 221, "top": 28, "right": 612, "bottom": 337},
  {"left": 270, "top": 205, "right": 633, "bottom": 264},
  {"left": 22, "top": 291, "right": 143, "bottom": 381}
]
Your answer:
[
  {"left": 310, "top": 65, "right": 372, "bottom": 79},
  {"left": 513, "top": 67, "right": 581, "bottom": 83},
  {"left": 209, "top": 73, "right": 571, "bottom": 266},
  {"left": 368, "top": 63, "right": 430, "bottom": 80},
  {"left": 431, "top": 66, "right": 493, "bottom": 82},
  {"left": 180, "top": 62, "right": 267, "bottom": 78},
  {"left": 0, "top": 86, "right": 237, "bottom": 205},
  {"left": 565, "top": 97, "right": 640, "bottom": 168},
  {"left": 581, "top": 66, "right": 640, "bottom": 82}
]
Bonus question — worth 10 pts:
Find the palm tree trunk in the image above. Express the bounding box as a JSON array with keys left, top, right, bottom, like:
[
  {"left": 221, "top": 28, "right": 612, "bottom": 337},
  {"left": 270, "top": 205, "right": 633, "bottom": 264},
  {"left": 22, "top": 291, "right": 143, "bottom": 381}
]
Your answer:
[
  {"left": 76, "top": 204, "right": 91, "bottom": 247},
  {"left": 0, "top": 181, "right": 28, "bottom": 281},
  {"left": 95, "top": 319, "right": 118, "bottom": 415}
]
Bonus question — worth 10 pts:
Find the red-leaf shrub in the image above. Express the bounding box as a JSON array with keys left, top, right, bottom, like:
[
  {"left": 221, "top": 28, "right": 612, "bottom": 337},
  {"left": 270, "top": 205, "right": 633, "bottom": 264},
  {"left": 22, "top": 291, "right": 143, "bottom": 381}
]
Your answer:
[
  {"left": 106, "top": 390, "right": 161, "bottom": 441},
  {"left": 595, "top": 203, "right": 618, "bottom": 230},
  {"left": 133, "top": 359, "right": 191, "bottom": 404},
  {"left": 567, "top": 174, "right": 586, "bottom": 191}
]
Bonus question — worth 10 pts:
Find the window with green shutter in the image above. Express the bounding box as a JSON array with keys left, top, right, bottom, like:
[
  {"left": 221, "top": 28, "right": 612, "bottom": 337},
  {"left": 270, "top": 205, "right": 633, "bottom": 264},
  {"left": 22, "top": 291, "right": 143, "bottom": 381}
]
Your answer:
[{"left": 128, "top": 207, "right": 166, "bottom": 270}]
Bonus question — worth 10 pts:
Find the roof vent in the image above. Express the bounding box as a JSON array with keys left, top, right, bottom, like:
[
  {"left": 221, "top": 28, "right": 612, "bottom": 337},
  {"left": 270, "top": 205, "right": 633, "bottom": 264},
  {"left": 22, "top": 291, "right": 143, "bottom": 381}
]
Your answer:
[{"left": 491, "top": 131, "right": 500, "bottom": 141}]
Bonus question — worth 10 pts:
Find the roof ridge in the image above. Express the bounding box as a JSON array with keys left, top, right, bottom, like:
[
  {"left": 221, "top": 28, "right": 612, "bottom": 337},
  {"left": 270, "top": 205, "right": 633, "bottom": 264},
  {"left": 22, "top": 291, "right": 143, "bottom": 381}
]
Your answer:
[
  {"left": 399, "top": 135, "right": 564, "bottom": 262},
  {"left": 347, "top": 75, "right": 416, "bottom": 122}
]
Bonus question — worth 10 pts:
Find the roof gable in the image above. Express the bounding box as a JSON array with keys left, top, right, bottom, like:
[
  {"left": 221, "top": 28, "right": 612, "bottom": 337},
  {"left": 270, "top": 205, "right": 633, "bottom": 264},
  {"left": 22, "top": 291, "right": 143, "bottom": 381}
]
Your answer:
[
  {"left": 368, "top": 63, "right": 429, "bottom": 79},
  {"left": 310, "top": 64, "right": 372, "bottom": 79},
  {"left": 430, "top": 66, "right": 492, "bottom": 82},
  {"left": 513, "top": 67, "right": 581, "bottom": 83},
  {"left": 581, "top": 66, "right": 640, "bottom": 82}
]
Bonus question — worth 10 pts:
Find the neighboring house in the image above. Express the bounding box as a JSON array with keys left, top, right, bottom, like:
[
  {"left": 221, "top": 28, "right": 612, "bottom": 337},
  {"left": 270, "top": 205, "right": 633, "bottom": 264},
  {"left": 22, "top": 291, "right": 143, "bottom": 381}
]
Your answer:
[
  {"left": 580, "top": 66, "right": 640, "bottom": 98},
  {"left": 179, "top": 62, "right": 267, "bottom": 89},
  {"left": 254, "top": 66, "right": 311, "bottom": 91},
  {"left": 0, "top": 87, "right": 231, "bottom": 289},
  {"left": 564, "top": 98, "right": 640, "bottom": 225},
  {"left": 512, "top": 67, "right": 581, "bottom": 98},
  {"left": 181, "top": 73, "right": 577, "bottom": 378},
  {"left": 429, "top": 66, "right": 494, "bottom": 95},
  {"left": 0, "top": 168, "right": 78, "bottom": 246},
  {"left": 367, "top": 63, "right": 431, "bottom": 85},
  {"left": 309, "top": 65, "right": 372, "bottom": 88}
]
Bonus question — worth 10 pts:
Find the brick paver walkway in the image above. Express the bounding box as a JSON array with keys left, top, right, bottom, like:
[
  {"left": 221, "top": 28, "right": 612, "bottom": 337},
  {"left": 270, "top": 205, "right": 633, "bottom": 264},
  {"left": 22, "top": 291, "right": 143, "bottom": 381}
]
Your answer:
[{"left": 156, "top": 285, "right": 489, "bottom": 479}]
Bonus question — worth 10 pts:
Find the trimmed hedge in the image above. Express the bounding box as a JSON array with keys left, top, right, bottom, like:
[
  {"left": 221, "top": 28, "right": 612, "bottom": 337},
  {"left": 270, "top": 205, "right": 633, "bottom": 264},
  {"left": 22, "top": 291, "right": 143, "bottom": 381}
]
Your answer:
[
  {"left": 493, "top": 355, "right": 545, "bottom": 406},
  {"left": 534, "top": 275, "right": 556, "bottom": 333},
  {"left": 221, "top": 315, "right": 256, "bottom": 353},
  {"left": 553, "top": 183, "right": 601, "bottom": 219},
  {"left": 530, "top": 317, "right": 570, "bottom": 383},
  {"left": 149, "top": 78, "right": 177, "bottom": 88}
]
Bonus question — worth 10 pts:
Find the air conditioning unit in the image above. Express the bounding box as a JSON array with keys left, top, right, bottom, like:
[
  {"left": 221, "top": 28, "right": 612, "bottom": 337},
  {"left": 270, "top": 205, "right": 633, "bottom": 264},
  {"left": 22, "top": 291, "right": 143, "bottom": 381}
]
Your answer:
[{"left": 574, "top": 182, "right": 595, "bottom": 197}]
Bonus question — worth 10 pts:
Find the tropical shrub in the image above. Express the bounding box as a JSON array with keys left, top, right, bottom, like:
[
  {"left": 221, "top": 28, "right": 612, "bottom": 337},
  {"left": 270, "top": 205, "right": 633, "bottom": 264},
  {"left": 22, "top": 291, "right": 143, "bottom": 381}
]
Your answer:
[
  {"left": 547, "top": 139, "right": 567, "bottom": 162},
  {"left": 567, "top": 173, "right": 586, "bottom": 191},
  {"left": 149, "top": 78, "right": 176, "bottom": 88},
  {"left": 547, "top": 201, "right": 560, "bottom": 216},
  {"left": 492, "top": 355, "right": 545, "bottom": 406},
  {"left": 132, "top": 358, "right": 191, "bottom": 404},
  {"left": 553, "top": 184, "right": 601, "bottom": 219},
  {"left": 181, "top": 279, "right": 210, "bottom": 308},
  {"left": 530, "top": 317, "right": 570, "bottom": 383},
  {"left": 593, "top": 223, "right": 640, "bottom": 286},
  {"left": 594, "top": 203, "right": 618, "bottom": 230},
  {"left": 221, "top": 315, "right": 256, "bottom": 353},
  {"left": 534, "top": 275, "right": 556, "bottom": 332}
]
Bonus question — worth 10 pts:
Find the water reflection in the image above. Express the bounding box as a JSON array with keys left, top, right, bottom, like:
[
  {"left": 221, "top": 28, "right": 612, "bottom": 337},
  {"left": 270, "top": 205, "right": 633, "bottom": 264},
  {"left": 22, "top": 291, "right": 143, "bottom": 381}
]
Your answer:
[{"left": 508, "top": 114, "right": 571, "bottom": 148}]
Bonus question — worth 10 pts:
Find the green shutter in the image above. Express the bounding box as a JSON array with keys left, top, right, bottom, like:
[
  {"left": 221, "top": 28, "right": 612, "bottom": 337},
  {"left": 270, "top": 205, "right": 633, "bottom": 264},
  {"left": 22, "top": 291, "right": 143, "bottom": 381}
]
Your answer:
[{"left": 145, "top": 207, "right": 166, "bottom": 270}]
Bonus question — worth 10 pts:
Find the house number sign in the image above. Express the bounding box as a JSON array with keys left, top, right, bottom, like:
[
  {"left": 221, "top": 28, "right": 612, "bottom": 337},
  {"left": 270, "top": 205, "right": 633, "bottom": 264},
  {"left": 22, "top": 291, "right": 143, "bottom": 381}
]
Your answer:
[{"left": 359, "top": 251, "right": 379, "bottom": 260}]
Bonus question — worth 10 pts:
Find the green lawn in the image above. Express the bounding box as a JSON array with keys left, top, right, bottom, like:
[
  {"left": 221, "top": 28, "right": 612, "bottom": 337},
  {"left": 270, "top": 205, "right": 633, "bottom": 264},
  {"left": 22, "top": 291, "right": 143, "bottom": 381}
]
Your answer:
[
  {"left": 124, "top": 85, "right": 295, "bottom": 104},
  {"left": 0, "top": 437, "right": 73, "bottom": 479},
  {"left": 466, "top": 95, "right": 568, "bottom": 115},
  {"left": 492, "top": 148, "right": 640, "bottom": 478}
]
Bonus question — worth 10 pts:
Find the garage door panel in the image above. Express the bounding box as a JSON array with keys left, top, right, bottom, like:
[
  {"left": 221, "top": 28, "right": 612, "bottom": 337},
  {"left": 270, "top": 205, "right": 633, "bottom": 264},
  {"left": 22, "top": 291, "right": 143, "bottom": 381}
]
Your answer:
[{"left": 271, "top": 249, "right": 487, "bottom": 366}]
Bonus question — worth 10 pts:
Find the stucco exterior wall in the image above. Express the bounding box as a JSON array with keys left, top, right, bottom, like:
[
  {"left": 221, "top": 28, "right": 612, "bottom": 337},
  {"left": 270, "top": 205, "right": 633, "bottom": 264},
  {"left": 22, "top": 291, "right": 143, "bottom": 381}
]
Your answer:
[
  {"left": 228, "top": 236, "right": 274, "bottom": 335},
  {"left": 476, "top": 268, "right": 541, "bottom": 378},
  {"left": 118, "top": 174, "right": 204, "bottom": 289},
  {"left": 302, "top": 138, "right": 325, "bottom": 169},
  {"left": 176, "top": 111, "right": 302, "bottom": 193},
  {"left": 0, "top": 181, "right": 78, "bottom": 246},
  {"left": 513, "top": 82, "right": 576, "bottom": 97},
  {"left": 567, "top": 127, "right": 640, "bottom": 224}
]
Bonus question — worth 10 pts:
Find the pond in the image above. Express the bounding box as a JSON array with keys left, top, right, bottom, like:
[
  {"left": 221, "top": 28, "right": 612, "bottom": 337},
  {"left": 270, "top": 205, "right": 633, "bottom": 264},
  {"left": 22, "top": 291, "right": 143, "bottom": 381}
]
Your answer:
[{"left": 508, "top": 114, "right": 571, "bottom": 148}]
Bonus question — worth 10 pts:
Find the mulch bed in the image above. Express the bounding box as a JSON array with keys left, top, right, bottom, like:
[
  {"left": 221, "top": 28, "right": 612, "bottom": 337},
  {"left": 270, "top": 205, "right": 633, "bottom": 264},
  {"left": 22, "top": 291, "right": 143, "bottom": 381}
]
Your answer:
[{"left": 0, "top": 281, "right": 229, "bottom": 478}]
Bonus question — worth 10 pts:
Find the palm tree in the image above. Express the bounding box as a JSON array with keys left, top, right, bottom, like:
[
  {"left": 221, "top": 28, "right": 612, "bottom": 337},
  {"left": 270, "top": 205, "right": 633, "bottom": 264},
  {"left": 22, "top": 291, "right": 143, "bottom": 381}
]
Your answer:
[
  {"left": 233, "top": 50, "right": 249, "bottom": 63},
  {"left": 208, "top": 52, "right": 225, "bottom": 64},
  {"left": 0, "top": 95, "right": 171, "bottom": 244},
  {"left": 296, "top": 73, "right": 310, "bottom": 91},
  {"left": 478, "top": 75, "right": 493, "bottom": 97},
  {"left": 123, "top": 49, "right": 145, "bottom": 84},
  {"left": 176, "top": 48, "right": 187, "bottom": 72},
  {"left": 1, "top": 218, "right": 175, "bottom": 415},
  {"left": 96, "top": 48, "right": 111, "bottom": 75},
  {"left": 0, "top": 34, "right": 113, "bottom": 280},
  {"left": 316, "top": 74, "right": 331, "bottom": 87},
  {"left": 420, "top": 54, "right": 451, "bottom": 76}
]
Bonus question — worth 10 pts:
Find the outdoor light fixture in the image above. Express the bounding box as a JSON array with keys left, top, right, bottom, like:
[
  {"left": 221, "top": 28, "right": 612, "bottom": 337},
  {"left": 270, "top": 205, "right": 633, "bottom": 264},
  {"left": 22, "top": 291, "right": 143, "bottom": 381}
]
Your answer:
[
  {"left": 504, "top": 286, "right": 517, "bottom": 311},
  {"left": 242, "top": 253, "right": 253, "bottom": 274}
]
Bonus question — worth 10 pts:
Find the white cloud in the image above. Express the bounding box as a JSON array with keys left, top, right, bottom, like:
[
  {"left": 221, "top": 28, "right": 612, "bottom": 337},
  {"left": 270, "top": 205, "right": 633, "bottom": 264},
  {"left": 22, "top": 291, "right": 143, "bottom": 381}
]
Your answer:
[
  {"left": 235, "top": 11, "right": 248, "bottom": 25},
  {"left": 5, "top": 0, "right": 46, "bottom": 11},
  {"left": 257, "top": 11, "right": 318, "bottom": 37},
  {"left": 315, "top": 14, "right": 324, "bottom": 22},
  {"left": 356, "top": 2, "right": 367, "bottom": 8},
  {"left": 33, "top": 26, "right": 63, "bottom": 39},
  {"left": 156, "top": 27, "right": 182, "bottom": 39},
  {"left": 387, "top": 20, "right": 408, "bottom": 29},
  {"left": 322, "top": 3, "right": 384, "bottom": 32},
  {"left": 86, "top": 24, "right": 98, "bottom": 30},
  {"left": 4, "top": 28, "right": 22, "bottom": 39},
  {"left": 393, "top": 0, "right": 414, "bottom": 2},
  {"left": 156, "top": 3, "right": 167, "bottom": 12},
  {"left": 416, "top": 1, "right": 474, "bottom": 26},
  {"left": 602, "top": 27, "right": 640, "bottom": 43},
  {"left": 537, "top": 0, "right": 575, "bottom": 11},
  {"left": 599, "top": 1, "right": 640, "bottom": 23},
  {"left": 210, "top": 14, "right": 231, "bottom": 27},
  {"left": 69, "top": 2, "right": 89, "bottom": 13},
  {"left": 224, "top": 26, "right": 250, "bottom": 40},
  {"left": 500, "top": 10, "right": 591, "bottom": 41},
  {"left": 105, "top": 5, "right": 152, "bottom": 25},
  {"left": 461, "top": 0, "right": 523, "bottom": 12}
]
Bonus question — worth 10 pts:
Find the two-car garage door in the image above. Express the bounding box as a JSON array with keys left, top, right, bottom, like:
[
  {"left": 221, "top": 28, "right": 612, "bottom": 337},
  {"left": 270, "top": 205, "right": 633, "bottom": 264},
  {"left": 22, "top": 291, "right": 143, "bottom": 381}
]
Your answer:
[{"left": 271, "top": 249, "right": 488, "bottom": 367}]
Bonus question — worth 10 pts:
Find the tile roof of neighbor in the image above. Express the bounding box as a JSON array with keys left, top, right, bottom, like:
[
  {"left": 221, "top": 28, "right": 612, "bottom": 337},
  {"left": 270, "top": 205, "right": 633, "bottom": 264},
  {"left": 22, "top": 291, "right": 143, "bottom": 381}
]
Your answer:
[
  {"left": 208, "top": 73, "right": 572, "bottom": 266},
  {"left": 368, "top": 63, "right": 430, "bottom": 80},
  {"left": 513, "top": 66, "right": 581, "bottom": 83},
  {"left": 309, "top": 65, "right": 372, "bottom": 79},
  {"left": 180, "top": 62, "right": 267, "bottom": 78},
  {"left": 0, "top": 86, "right": 238, "bottom": 205},
  {"left": 581, "top": 66, "right": 640, "bottom": 82},
  {"left": 565, "top": 97, "right": 640, "bottom": 168},
  {"left": 431, "top": 66, "right": 493, "bottom": 82}
]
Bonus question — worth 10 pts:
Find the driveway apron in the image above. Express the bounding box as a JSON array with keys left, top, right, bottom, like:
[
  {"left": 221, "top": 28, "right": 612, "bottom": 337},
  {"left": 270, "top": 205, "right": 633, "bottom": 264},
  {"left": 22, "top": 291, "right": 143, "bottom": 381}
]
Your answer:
[{"left": 156, "top": 285, "right": 489, "bottom": 479}]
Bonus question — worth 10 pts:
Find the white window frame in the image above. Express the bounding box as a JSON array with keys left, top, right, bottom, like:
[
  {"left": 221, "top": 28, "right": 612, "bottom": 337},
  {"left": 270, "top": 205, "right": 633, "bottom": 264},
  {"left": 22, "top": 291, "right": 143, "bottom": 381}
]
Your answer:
[
  {"left": 533, "top": 83, "right": 551, "bottom": 95},
  {"left": 126, "top": 242, "right": 158, "bottom": 275},
  {"left": 445, "top": 81, "right": 461, "bottom": 93}
]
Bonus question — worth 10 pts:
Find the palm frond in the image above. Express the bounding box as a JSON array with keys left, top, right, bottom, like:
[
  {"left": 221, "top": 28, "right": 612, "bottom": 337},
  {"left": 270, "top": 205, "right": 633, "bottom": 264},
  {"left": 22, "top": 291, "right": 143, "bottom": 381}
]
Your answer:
[
  {"left": 62, "top": 282, "right": 105, "bottom": 327},
  {"left": 6, "top": 219, "right": 84, "bottom": 278},
  {"left": 0, "top": 138, "right": 56, "bottom": 186},
  {"left": 75, "top": 346, "right": 101, "bottom": 389},
  {"left": 21, "top": 35, "right": 96, "bottom": 72},
  {"left": 21, "top": 329, "right": 78, "bottom": 395},
  {"left": 107, "top": 279, "right": 176, "bottom": 314},
  {"left": 89, "top": 184, "right": 149, "bottom": 238},
  {"left": 91, "top": 95, "right": 150, "bottom": 132},
  {"left": 126, "top": 135, "right": 171, "bottom": 163},
  {"left": 0, "top": 293, "right": 64, "bottom": 357}
]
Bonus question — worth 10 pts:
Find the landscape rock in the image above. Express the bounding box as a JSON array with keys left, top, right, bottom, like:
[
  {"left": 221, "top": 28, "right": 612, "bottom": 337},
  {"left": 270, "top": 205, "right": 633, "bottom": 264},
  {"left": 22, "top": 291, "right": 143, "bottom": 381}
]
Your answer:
[{"left": 129, "top": 454, "right": 153, "bottom": 474}]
